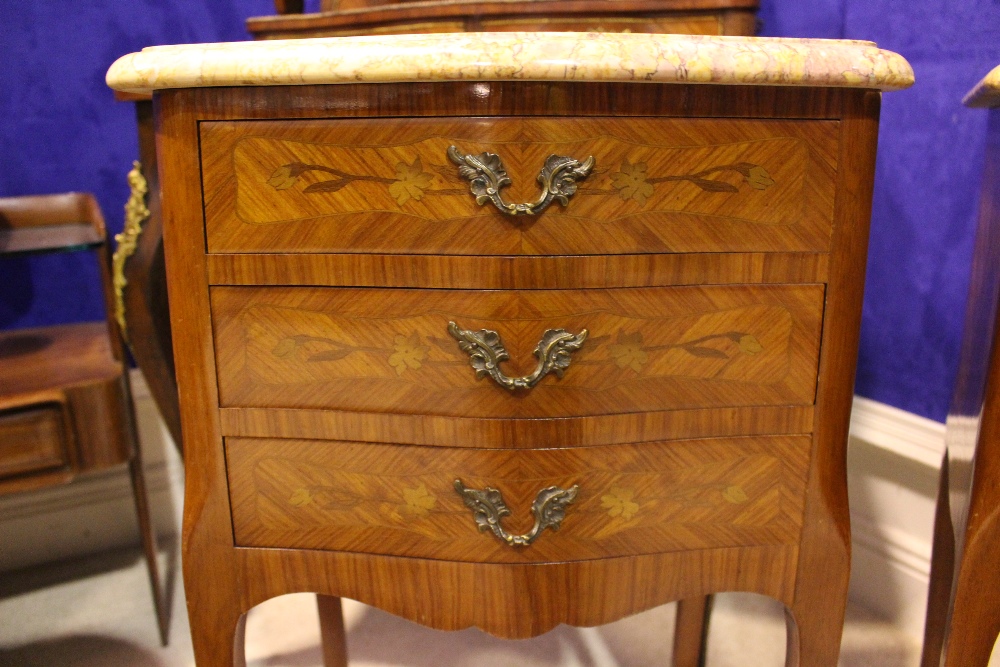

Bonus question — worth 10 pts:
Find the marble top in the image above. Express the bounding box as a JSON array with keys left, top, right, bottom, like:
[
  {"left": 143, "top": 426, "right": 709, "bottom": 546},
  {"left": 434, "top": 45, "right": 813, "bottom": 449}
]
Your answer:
[
  {"left": 106, "top": 32, "right": 913, "bottom": 95},
  {"left": 965, "top": 64, "right": 1000, "bottom": 108}
]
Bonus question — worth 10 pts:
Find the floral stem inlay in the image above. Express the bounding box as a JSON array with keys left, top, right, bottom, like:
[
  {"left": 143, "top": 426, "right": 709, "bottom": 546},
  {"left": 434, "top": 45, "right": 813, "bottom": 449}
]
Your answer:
[
  {"left": 268, "top": 157, "right": 434, "bottom": 205},
  {"left": 611, "top": 159, "right": 775, "bottom": 204}
]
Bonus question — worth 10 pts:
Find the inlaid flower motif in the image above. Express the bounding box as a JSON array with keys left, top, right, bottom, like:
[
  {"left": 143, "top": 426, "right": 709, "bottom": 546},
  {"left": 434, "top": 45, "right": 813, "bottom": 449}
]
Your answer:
[
  {"left": 738, "top": 334, "right": 764, "bottom": 355},
  {"left": 271, "top": 337, "right": 297, "bottom": 358},
  {"left": 722, "top": 485, "right": 748, "bottom": 504},
  {"left": 601, "top": 486, "right": 640, "bottom": 520},
  {"left": 388, "top": 332, "right": 430, "bottom": 376},
  {"left": 267, "top": 162, "right": 309, "bottom": 190},
  {"left": 289, "top": 488, "right": 313, "bottom": 507},
  {"left": 745, "top": 165, "right": 775, "bottom": 190},
  {"left": 611, "top": 159, "right": 655, "bottom": 205},
  {"left": 609, "top": 331, "right": 648, "bottom": 372},
  {"left": 388, "top": 157, "right": 434, "bottom": 205},
  {"left": 401, "top": 483, "right": 437, "bottom": 517}
]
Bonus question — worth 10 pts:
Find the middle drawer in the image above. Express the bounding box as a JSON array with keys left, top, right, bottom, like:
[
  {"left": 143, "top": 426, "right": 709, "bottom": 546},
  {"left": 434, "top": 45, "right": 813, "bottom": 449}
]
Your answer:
[{"left": 211, "top": 284, "right": 824, "bottom": 419}]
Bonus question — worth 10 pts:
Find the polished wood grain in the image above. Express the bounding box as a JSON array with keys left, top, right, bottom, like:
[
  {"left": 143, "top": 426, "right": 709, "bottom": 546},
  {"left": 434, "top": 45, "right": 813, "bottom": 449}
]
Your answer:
[
  {"left": 313, "top": 0, "right": 760, "bottom": 13},
  {"left": 0, "top": 193, "right": 168, "bottom": 644},
  {"left": 0, "top": 324, "right": 131, "bottom": 480},
  {"left": 219, "top": 404, "right": 814, "bottom": 448},
  {"left": 154, "top": 81, "right": 880, "bottom": 667},
  {"left": 157, "top": 89, "right": 245, "bottom": 667},
  {"left": 480, "top": 14, "right": 725, "bottom": 33},
  {"left": 0, "top": 404, "right": 71, "bottom": 479},
  {"left": 211, "top": 285, "right": 824, "bottom": 419},
  {"left": 227, "top": 435, "right": 810, "bottom": 561},
  {"left": 201, "top": 117, "right": 837, "bottom": 255},
  {"left": 250, "top": 0, "right": 758, "bottom": 40},
  {"left": 317, "top": 596, "right": 348, "bottom": 667},
  {"left": 236, "top": 544, "right": 797, "bottom": 639},
  {"left": 0, "top": 323, "right": 120, "bottom": 398},
  {"left": 122, "top": 101, "right": 183, "bottom": 451},
  {"left": 178, "top": 81, "right": 861, "bottom": 123},
  {"left": 779, "top": 89, "right": 881, "bottom": 666},
  {"left": 0, "top": 192, "right": 109, "bottom": 231},
  {"left": 207, "top": 252, "right": 830, "bottom": 289},
  {"left": 674, "top": 596, "right": 712, "bottom": 667},
  {"left": 0, "top": 224, "right": 102, "bottom": 255},
  {"left": 921, "top": 106, "right": 1000, "bottom": 667}
]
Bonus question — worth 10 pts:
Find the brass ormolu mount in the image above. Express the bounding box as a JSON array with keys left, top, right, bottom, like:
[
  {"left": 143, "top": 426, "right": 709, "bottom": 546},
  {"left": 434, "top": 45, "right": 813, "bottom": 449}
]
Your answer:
[
  {"left": 447, "top": 321, "right": 588, "bottom": 391},
  {"left": 454, "top": 480, "right": 580, "bottom": 547},
  {"left": 447, "top": 145, "right": 594, "bottom": 217}
]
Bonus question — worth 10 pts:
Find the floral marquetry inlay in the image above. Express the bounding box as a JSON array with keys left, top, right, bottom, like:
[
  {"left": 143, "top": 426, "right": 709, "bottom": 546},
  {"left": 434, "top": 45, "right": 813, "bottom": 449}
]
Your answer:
[
  {"left": 229, "top": 435, "right": 813, "bottom": 562},
  {"left": 214, "top": 286, "right": 823, "bottom": 417},
  {"left": 269, "top": 328, "right": 434, "bottom": 377},
  {"left": 388, "top": 333, "right": 430, "bottom": 376},
  {"left": 267, "top": 157, "right": 436, "bottom": 206},
  {"left": 601, "top": 487, "right": 640, "bottom": 520},
  {"left": 401, "top": 483, "right": 437, "bottom": 517},
  {"left": 610, "top": 159, "right": 775, "bottom": 205},
  {"left": 606, "top": 330, "right": 764, "bottom": 373},
  {"left": 723, "top": 486, "right": 749, "bottom": 504}
]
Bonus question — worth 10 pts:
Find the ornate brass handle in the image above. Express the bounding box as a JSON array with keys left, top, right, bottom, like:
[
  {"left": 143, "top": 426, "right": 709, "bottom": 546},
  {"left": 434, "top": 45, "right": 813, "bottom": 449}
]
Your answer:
[
  {"left": 447, "top": 321, "right": 587, "bottom": 391},
  {"left": 447, "top": 145, "right": 594, "bottom": 216},
  {"left": 454, "top": 479, "right": 579, "bottom": 547}
]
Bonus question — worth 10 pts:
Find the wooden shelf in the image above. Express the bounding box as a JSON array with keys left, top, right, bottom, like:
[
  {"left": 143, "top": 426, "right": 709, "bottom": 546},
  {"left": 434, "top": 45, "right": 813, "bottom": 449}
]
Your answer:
[
  {"left": 0, "top": 322, "right": 121, "bottom": 401},
  {"left": 0, "top": 223, "right": 104, "bottom": 257}
]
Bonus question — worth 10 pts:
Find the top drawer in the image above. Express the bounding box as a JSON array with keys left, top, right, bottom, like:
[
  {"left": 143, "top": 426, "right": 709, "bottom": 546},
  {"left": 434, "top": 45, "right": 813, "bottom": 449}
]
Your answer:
[{"left": 201, "top": 117, "right": 838, "bottom": 256}]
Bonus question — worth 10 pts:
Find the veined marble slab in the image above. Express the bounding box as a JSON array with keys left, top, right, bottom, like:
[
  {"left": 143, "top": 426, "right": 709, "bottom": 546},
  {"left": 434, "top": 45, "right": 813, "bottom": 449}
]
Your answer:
[
  {"left": 106, "top": 32, "right": 913, "bottom": 95},
  {"left": 965, "top": 64, "right": 1000, "bottom": 108}
]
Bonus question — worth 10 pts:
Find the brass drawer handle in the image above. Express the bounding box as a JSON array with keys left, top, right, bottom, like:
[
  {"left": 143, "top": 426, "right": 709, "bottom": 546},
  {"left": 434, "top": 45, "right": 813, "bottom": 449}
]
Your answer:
[
  {"left": 447, "top": 145, "right": 594, "bottom": 217},
  {"left": 454, "top": 479, "right": 579, "bottom": 547},
  {"left": 447, "top": 321, "right": 588, "bottom": 391}
]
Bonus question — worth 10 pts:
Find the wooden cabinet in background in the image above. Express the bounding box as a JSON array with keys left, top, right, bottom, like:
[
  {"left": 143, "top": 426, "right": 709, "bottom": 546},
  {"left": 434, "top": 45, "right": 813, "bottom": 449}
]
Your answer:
[
  {"left": 0, "top": 192, "right": 168, "bottom": 646},
  {"left": 921, "top": 66, "right": 1000, "bottom": 667},
  {"left": 253, "top": 0, "right": 759, "bottom": 39}
]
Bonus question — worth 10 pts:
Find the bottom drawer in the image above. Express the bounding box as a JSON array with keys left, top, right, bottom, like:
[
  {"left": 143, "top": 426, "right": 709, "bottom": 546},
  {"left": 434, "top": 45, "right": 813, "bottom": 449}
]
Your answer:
[
  {"left": 226, "top": 435, "right": 811, "bottom": 563},
  {"left": 0, "top": 404, "right": 71, "bottom": 479}
]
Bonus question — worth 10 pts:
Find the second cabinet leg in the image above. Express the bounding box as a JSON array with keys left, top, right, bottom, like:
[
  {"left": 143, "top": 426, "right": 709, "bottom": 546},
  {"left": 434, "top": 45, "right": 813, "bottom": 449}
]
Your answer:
[{"left": 318, "top": 594, "right": 349, "bottom": 667}]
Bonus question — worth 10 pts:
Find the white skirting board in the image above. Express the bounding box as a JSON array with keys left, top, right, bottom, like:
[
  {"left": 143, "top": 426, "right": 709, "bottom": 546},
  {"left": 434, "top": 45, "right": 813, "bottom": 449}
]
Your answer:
[
  {"left": 0, "top": 381, "right": 945, "bottom": 641},
  {"left": 847, "top": 396, "right": 945, "bottom": 640}
]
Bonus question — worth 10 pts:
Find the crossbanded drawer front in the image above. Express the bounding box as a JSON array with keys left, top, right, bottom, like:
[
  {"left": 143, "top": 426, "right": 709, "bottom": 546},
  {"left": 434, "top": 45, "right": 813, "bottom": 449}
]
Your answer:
[
  {"left": 211, "top": 285, "right": 824, "bottom": 418},
  {"left": 226, "top": 435, "right": 811, "bottom": 563},
  {"left": 200, "top": 117, "right": 837, "bottom": 255}
]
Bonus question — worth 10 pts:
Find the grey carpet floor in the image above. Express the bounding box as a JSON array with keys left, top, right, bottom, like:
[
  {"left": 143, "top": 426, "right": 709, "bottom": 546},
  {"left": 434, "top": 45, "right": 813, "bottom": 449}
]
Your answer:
[{"left": 0, "top": 542, "right": 969, "bottom": 666}]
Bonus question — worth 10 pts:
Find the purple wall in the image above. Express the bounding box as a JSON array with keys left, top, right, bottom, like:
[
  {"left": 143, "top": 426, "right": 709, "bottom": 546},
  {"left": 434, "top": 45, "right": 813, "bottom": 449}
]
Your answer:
[
  {"left": 2, "top": 1, "right": 999, "bottom": 421},
  {"left": 758, "top": 1, "right": 1000, "bottom": 420}
]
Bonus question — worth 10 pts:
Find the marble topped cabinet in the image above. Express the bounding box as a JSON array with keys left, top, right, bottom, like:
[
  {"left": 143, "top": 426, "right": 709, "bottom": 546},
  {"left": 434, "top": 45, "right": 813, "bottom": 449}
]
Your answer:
[{"left": 107, "top": 32, "right": 913, "bottom": 667}]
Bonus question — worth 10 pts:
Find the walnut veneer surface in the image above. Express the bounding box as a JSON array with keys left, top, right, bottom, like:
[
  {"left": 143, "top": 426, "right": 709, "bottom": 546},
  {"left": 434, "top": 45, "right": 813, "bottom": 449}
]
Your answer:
[{"left": 107, "top": 33, "right": 912, "bottom": 667}]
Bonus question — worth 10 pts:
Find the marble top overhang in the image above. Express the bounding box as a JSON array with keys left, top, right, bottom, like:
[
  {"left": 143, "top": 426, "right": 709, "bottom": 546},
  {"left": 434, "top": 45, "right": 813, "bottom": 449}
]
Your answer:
[
  {"left": 106, "top": 32, "right": 914, "bottom": 96},
  {"left": 965, "top": 64, "right": 1000, "bottom": 108}
]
